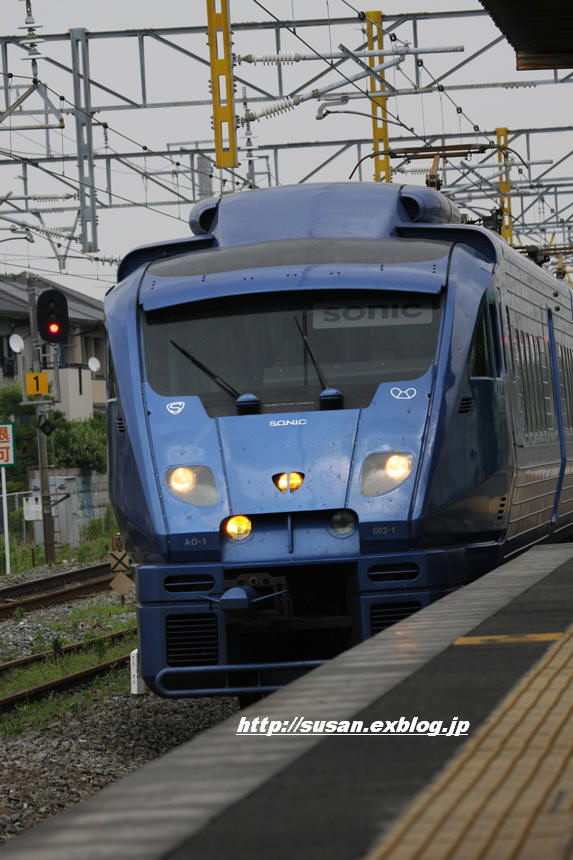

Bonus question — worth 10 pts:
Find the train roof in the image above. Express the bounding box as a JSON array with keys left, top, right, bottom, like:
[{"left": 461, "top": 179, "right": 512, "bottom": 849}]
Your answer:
[
  {"left": 146, "top": 236, "right": 451, "bottom": 278},
  {"left": 114, "top": 182, "right": 517, "bottom": 288},
  {"left": 138, "top": 235, "right": 453, "bottom": 311},
  {"left": 116, "top": 183, "right": 491, "bottom": 282}
]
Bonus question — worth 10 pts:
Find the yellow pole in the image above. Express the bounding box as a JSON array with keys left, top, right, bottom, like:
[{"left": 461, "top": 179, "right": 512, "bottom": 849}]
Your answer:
[
  {"left": 206, "top": 0, "right": 237, "bottom": 168},
  {"left": 495, "top": 127, "right": 513, "bottom": 244},
  {"left": 365, "top": 11, "right": 391, "bottom": 182}
]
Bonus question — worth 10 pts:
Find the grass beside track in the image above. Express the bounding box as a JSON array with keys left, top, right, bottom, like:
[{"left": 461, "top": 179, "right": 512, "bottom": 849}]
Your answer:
[
  {"left": 0, "top": 633, "right": 138, "bottom": 700},
  {"left": 0, "top": 576, "right": 139, "bottom": 737},
  {"left": 4, "top": 599, "right": 137, "bottom": 660},
  {"left": 42, "top": 601, "right": 136, "bottom": 643},
  {"left": 0, "top": 664, "right": 130, "bottom": 737}
]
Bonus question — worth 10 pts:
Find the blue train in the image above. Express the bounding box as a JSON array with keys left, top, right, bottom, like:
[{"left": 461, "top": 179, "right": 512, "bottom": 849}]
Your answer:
[{"left": 105, "top": 181, "right": 573, "bottom": 698}]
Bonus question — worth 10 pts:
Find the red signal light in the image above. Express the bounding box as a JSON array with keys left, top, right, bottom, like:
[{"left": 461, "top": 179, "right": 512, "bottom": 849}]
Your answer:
[{"left": 36, "top": 289, "right": 69, "bottom": 344}]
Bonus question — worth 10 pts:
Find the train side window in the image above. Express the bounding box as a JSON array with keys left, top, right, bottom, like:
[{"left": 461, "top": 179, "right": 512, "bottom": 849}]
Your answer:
[
  {"left": 487, "top": 303, "right": 503, "bottom": 375},
  {"left": 532, "top": 334, "right": 545, "bottom": 433},
  {"left": 468, "top": 303, "right": 494, "bottom": 378},
  {"left": 537, "top": 334, "right": 555, "bottom": 432},
  {"left": 565, "top": 347, "right": 573, "bottom": 430},
  {"left": 559, "top": 345, "right": 573, "bottom": 431},
  {"left": 514, "top": 328, "right": 556, "bottom": 437},
  {"left": 106, "top": 342, "right": 117, "bottom": 401},
  {"left": 516, "top": 330, "right": 535, "bottom": 432}
]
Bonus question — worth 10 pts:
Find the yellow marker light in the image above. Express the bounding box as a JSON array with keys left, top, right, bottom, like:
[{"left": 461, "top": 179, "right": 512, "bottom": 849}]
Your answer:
[
  {"left": 288, "top": 472, "right": 304, "bottom": 492},
  {"left": 168, "top": 467, "right": 196, "bottom": 493},
  {"left": 385, "top": 454, "right": 412, "bottom": 481},
  {"left": 276, "top": 473, "right": 289, "bottom": 493},
  {"left": 225, "top": 515, "right": 252, "bottom": 541},
  {"left": 273, "top": 472, "right": 304, "bottom": 493}
]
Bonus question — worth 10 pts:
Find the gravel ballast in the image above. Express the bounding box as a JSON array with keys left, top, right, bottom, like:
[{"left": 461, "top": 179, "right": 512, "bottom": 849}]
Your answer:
[
  {"left": 0, "top": 692, "right": 237, "bottom": 843},
  {"left": 0, "top": 561, "right": 238, "bottom": 843}
]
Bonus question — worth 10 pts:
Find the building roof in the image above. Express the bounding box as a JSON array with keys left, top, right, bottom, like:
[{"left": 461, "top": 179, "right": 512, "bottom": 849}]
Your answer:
[
  {"left": 0, "top": 272, "right": 103, "bottom": 326},
  {"left": 479, "top": 0, "right": 573, "bottom": 69}
]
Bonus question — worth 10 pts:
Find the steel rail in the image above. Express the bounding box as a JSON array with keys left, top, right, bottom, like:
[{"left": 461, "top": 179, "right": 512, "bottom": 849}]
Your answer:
[
  {"left": 0, "top": 652, "right": 133, "bottom": 713},
  {"left": 0, "top": 563, "right": 129, "bottom": 619},
  {"left": 0, "top": 625, "right": 137, "bottom": 674}
]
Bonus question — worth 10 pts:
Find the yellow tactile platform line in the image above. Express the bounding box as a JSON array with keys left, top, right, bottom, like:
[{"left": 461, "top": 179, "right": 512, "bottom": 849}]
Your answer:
[
  {"left": 366, "top": 624, "right": 573, "bottom": 860},
  {"left": 454, "top": 633, "right": 563, "bottom": 645}
]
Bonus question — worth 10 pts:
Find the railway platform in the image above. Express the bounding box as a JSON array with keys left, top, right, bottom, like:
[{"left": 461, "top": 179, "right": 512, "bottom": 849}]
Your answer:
[{"left": 2, "top": 544, "right": 572, "bottom": 859}]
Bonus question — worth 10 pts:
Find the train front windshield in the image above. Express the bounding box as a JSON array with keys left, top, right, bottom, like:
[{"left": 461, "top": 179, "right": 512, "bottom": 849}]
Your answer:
[{"left": 142, "top": 290, "right": 441, "bottom": 416}]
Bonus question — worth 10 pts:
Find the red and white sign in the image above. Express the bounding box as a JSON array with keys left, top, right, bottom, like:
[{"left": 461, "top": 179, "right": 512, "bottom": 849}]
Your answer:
[{"left": 0, "top": 423, "right": 15, "bottom": 466}]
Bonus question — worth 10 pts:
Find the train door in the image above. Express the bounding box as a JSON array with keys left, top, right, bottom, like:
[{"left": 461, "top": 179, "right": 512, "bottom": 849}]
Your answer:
[{"left": 547, "top": 315, "right": 573, "bottom": 535}]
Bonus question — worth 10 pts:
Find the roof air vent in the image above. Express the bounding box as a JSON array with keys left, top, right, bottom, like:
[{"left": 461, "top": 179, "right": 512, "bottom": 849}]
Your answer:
[
  {"left": 400, "top": 185, "right": 461, "bottom": 224},
  {"left": 189, "top": 196, "right": 220, "bottom": 235}
]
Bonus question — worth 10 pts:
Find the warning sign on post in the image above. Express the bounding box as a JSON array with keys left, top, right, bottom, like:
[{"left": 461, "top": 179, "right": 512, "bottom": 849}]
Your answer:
[
  {"left": 0, "top": 424, "right": 15, "bottom": 466},
  {"left": 23, "top": 496, "right": 43, "bottom": 521},
  {"left": 109, "top": 549, "right": 131, "bottom": 573}
]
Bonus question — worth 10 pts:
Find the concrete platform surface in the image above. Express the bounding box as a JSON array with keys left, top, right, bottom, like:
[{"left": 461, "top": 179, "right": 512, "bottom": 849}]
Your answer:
[{"left": 2, "top": 544, "right": 572, "bottom": 860}]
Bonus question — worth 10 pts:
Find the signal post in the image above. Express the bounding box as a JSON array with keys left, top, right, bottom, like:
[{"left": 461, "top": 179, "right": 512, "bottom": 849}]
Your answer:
[{"left": 20, "top": 280, "right": 70, "bottom": 565}]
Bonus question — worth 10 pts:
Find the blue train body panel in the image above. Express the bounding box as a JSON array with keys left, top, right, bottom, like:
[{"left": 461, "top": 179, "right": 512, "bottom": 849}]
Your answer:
[{"left": 106, "top": 182, "right": 573, "bottom": 697}]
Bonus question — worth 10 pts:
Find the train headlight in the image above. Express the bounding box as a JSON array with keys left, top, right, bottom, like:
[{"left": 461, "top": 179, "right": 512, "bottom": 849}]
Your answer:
[
  {"left": 168, "top": 467, "right": 195, "bottom": 493},
  {"left": 330, "top": 509, "right": 357, "bottom": 536},
  {"left": 224, "top": 515, "right": 252, "bottom": 541},
  {"left": 360, "top": 453, "right": 414, "bottom": 497},
  {"left": 166, "top": 466, "right": 218, "bottom": 506}
]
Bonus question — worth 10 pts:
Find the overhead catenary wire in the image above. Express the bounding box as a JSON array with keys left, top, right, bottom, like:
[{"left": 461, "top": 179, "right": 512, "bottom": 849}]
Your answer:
[
  {"left": 334, "top": 1, "right": 535, "bottom": 201},
  {"left": 2, "top": 11, "right": 561, "bottom": 247},
  {"left": 249, "top": 0, "right": 502, "bottom": 211},
  {"left": 336, "top": 0, "right": 491, "bottom": 143},
  {"left": 3, "top": 19, "right": 517, "bottom": 220},
  {"left": 0, "top": 70, "right": 259, "bottom": 194},
  {"left": 0, "top": 143, "right": 191, "bottom": 224},
  {"left": 0, "top": 258, "right": 114, "bottom": 284},
  {"left": 0, "top": 52, "right": 264, "bottom": 272}
]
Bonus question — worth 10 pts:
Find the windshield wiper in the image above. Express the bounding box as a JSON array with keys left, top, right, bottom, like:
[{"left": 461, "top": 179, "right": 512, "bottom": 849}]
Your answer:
[
  {"left": 293, "top": 316, "right": 328, "bottom": 390},
  {"left": 293, "top": 316, "right": 344, "bottom": 410},
  {"left": 170, "top": 339, "right": 240, "bottom": 400}
]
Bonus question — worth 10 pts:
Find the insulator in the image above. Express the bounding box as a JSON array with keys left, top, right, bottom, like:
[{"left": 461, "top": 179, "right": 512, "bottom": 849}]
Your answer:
[
  {"left": 262, "top": 53, "right": 302, "bottom": 65},
  {"left": 30, "top": 193, "right": 76, "bottom": 201},
  {"left": 239, "top": 53, "right": 301, "bottom": 65},
  {"left": 395, "top": 168, "right": 427, "bottom": 176},
  {"left": 86, "top": 254, "right": 119, "bottom": 265},
  {"left": 33, "top": 207, "right": 70, "bottom": 214},
  {"left": 244, "top": 96, "right": 302, "bottom": 123},
  {"left": 34, "top": 225, "right": 77, "bottom": 240}
]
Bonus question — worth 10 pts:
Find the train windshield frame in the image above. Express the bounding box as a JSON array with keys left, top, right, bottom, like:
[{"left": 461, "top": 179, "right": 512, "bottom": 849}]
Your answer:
[{"left": 141, "top": 289, "right": 442, "bottom": 416}]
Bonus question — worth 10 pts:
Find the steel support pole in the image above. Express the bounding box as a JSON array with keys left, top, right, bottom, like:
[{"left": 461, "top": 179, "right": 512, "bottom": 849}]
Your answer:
[
  {"left": 496, "top": 127, "right": 513, "bottom": 245},
  {"left": 37, "top": 420, "right": 55, "bottom": 564},
  {"left": 205, "top": 0, "right": 238, "bottom": 168},
  {"left": 365, "top": 11, "right": 391, "bottom": 182},
  {"left": 26, "top": 280, "right": 56, "bottom": 564},
  {"left": 70, "top": 27, "right": 99, "bottom": 252}
]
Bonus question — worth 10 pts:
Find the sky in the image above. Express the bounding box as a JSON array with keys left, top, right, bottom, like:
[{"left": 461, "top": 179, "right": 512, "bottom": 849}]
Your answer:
[{"left": 0, "top": 1, "right": 571, "bottom": 298}]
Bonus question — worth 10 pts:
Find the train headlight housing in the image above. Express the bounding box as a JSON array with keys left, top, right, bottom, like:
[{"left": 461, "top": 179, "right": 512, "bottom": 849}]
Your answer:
[
  {"left": 273, "top": 471, "right": 304, "bottom": 493},
  {"left": 166, "top": 466, "right": 218, "bottom": 506},
  {"left": 330, "top": 509, "right": 357, "bottom": 536},
  {"left": 224, "top": 515, "right": 252, "bottom": 541},
  {"left": 360, "top": 453, "right": 414, "bottom": 497}
]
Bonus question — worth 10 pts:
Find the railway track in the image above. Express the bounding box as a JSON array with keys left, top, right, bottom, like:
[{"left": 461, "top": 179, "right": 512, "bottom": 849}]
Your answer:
[
  {"left": 0, "top": 626, "right": 137, "bottom": 713},
  {"left": 0, "top": 563, "right": 123, "bottom": 619}
]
